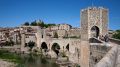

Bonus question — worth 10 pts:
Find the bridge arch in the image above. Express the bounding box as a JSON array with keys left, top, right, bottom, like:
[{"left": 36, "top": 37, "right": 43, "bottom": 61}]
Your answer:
[
  {"left": 66, "top": 44, "right": 69, "bottom": 51},
  {"left": 41, "top": 42, "right": 48, "bottom": 49},
  {"left": 91, "top": 26, "right": 100, "bottom": 38},
  {"left": 51, "top": 43, "right": 60, "bottom": 56}
]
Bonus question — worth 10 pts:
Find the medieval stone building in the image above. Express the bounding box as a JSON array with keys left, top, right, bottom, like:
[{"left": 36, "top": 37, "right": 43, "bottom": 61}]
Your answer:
[{"left": 81, "top": 7, "right": 108, "bottom": 40}]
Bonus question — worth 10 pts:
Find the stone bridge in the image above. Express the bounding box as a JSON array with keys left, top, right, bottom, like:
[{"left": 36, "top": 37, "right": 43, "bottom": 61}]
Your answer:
[
  {"left": 37, "top": 38, "right": 81, "bottom": 63},
  {"left": 40, "top": 38, "right": 81, "bottom": 56}
]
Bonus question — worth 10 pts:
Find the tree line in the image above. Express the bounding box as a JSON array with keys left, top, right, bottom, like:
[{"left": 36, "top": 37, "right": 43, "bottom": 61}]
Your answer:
[{"left": 23, "top": 20, "right": 56, "bottom": 28}]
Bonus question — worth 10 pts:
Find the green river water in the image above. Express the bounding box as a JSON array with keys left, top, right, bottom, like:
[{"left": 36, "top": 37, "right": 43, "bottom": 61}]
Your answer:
[
  {"left": 0, "top": 50, "right": 60, "bottom": 67},
  {"left": 17, "top": 54, "right": 60, "bottom": 67}
]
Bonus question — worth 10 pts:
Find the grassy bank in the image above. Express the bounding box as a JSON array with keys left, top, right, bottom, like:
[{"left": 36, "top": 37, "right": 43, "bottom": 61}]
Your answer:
[{"left": 0, "top": 49, "right": 22, "bottom": 63}]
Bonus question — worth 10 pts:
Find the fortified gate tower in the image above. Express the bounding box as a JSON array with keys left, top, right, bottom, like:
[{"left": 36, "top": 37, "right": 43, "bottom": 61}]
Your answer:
[
  {"left": 80, "top": 7, "right": 108, "bottom": 67},
  {"left": 81, "top": 7, "right": 108, "bottom": 40}
]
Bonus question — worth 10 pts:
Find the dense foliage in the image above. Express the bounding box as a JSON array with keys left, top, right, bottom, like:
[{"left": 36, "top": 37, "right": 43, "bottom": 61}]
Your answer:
[
  {"left": 4, "top": 40, "right": 14, "bottom": 46},
  {"left": 23, "top": 20, "right": 56, "bottom": 28},
  {"left": 112, "top": 30, "right": 120, "bottom": 40},
  {"left": 24, "top": 22, "right": 29, "bottom": 26},
  {"left": 28, "top": 41, "right": 35, "bottom": 51}
]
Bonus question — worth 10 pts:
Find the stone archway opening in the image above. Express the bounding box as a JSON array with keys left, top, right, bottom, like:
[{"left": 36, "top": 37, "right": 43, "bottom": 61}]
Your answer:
[
  {"left": 66, "top": 44, "right": 69, "bottom": 51},
  {"left": 41, "top": 42, "right": 48, "bottom": 52},
  {"left": 51, "top": 43, "right": 60, "bottom": 56},
  {"left": 91, "top": 26, "right": 99, "bottom": 38}
]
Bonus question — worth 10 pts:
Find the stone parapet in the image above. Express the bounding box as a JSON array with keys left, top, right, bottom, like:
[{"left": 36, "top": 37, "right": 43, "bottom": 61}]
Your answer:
[
  {"left": 95, "top": 45, "right": 118, "bottom": 67},
  {"left": 115, "top": 45, "right": 120, "bottom": 67}
]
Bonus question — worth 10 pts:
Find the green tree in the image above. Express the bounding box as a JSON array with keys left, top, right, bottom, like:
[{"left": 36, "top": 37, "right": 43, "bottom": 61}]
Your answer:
[
  {"left": 28, "top": 41, "right": 35, "bottom": 51},
  {"left": 24, "top": 22, "right": 29, "bottom": 26},
  {"left": 10, "top": 40, "right": 14, "bottom": 46},
  {"left": 40, "top": 21, "right": 44, "bottom": 28},
  {"left": 5, "top": 41, "right": 10, "bottom": 46},
  {"left": 30, "top": 21, "right": 37, "bottom": 26},
  {"left": 37, "top": 21, "right": 45, "bottom": 28},
  {"left": 5, "top": 40, "right": 14, "bottom": 46},
  {"left": 47, "top": 24, "right": 56, "bottom": 27},
  {"left": 44, "top": 23, "right": 56, "bottom": 28},
  {"left": 112, "top": 30, "right": 120, "bottom": 40},
  {"left": 44, "top": 24, "right": 48, "bottom": 28},
  {"left": 37, "top": 22, "right": 42, "bottom": 26},
  {"left": 54, "top": 32, "right": 58, "bottom": 38}
]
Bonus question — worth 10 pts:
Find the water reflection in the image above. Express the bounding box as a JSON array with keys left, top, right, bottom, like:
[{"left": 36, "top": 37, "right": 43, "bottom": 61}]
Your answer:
[{"left": 17, "top": 54, "right": 60, "bottom": 67}]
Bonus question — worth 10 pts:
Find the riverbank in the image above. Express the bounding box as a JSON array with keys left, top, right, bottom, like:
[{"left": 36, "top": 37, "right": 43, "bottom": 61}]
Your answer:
[
  {"left": 0, "top": 59, "right": 16, "bottom": 67},
  {"left": 0, "top": 49, "right": 22, "bottom": 63},
  {"left": 0, "top": 49, "right": 60, "bottom": 67},
  {"left": 0, "top": 49, "right": 78, "bottom": 67}
]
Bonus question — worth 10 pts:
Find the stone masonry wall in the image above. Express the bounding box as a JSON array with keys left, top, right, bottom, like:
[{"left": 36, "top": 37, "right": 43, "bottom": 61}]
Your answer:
[
  {"left": 95, "top": 45, "right": 118, "bottom": 67},
  {"left": 90, "top": 45, "right": 111, "bottom": 67}
]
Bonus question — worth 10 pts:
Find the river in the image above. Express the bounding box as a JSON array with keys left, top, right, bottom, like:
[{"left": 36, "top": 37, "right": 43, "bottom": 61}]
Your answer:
[
  {"left": 0, "top": 49, "right": 60, "bottom": 67},
  {"left": 17, "top": 54, "right": 60, "bottom": 67}
]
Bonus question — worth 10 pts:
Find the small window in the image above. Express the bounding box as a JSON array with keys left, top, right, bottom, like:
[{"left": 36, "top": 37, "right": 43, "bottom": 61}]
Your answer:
[{"left": 42, "top": 35, "right": 43, "bottom": 38}]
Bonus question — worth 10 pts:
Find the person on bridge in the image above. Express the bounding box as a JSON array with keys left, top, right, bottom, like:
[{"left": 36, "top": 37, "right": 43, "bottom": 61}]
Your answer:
[{"left": 104, "top": 34, "right": 109, "bottom": 42}]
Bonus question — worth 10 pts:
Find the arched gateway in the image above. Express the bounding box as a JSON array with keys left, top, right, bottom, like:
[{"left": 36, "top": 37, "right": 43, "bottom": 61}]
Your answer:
[{"left": 91, "top": 26, "right": 99, "bottom": 38}]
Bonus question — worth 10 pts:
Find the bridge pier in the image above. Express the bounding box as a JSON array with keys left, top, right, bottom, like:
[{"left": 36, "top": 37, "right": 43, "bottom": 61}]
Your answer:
[{"left": 80, "top": 41, "right": 90, "bottom": 67}]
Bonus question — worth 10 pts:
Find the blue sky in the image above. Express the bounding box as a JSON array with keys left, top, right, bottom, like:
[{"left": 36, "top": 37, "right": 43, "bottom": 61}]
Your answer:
[{"left": 0, "top": 0, "right": 120, "bottom": 30}]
